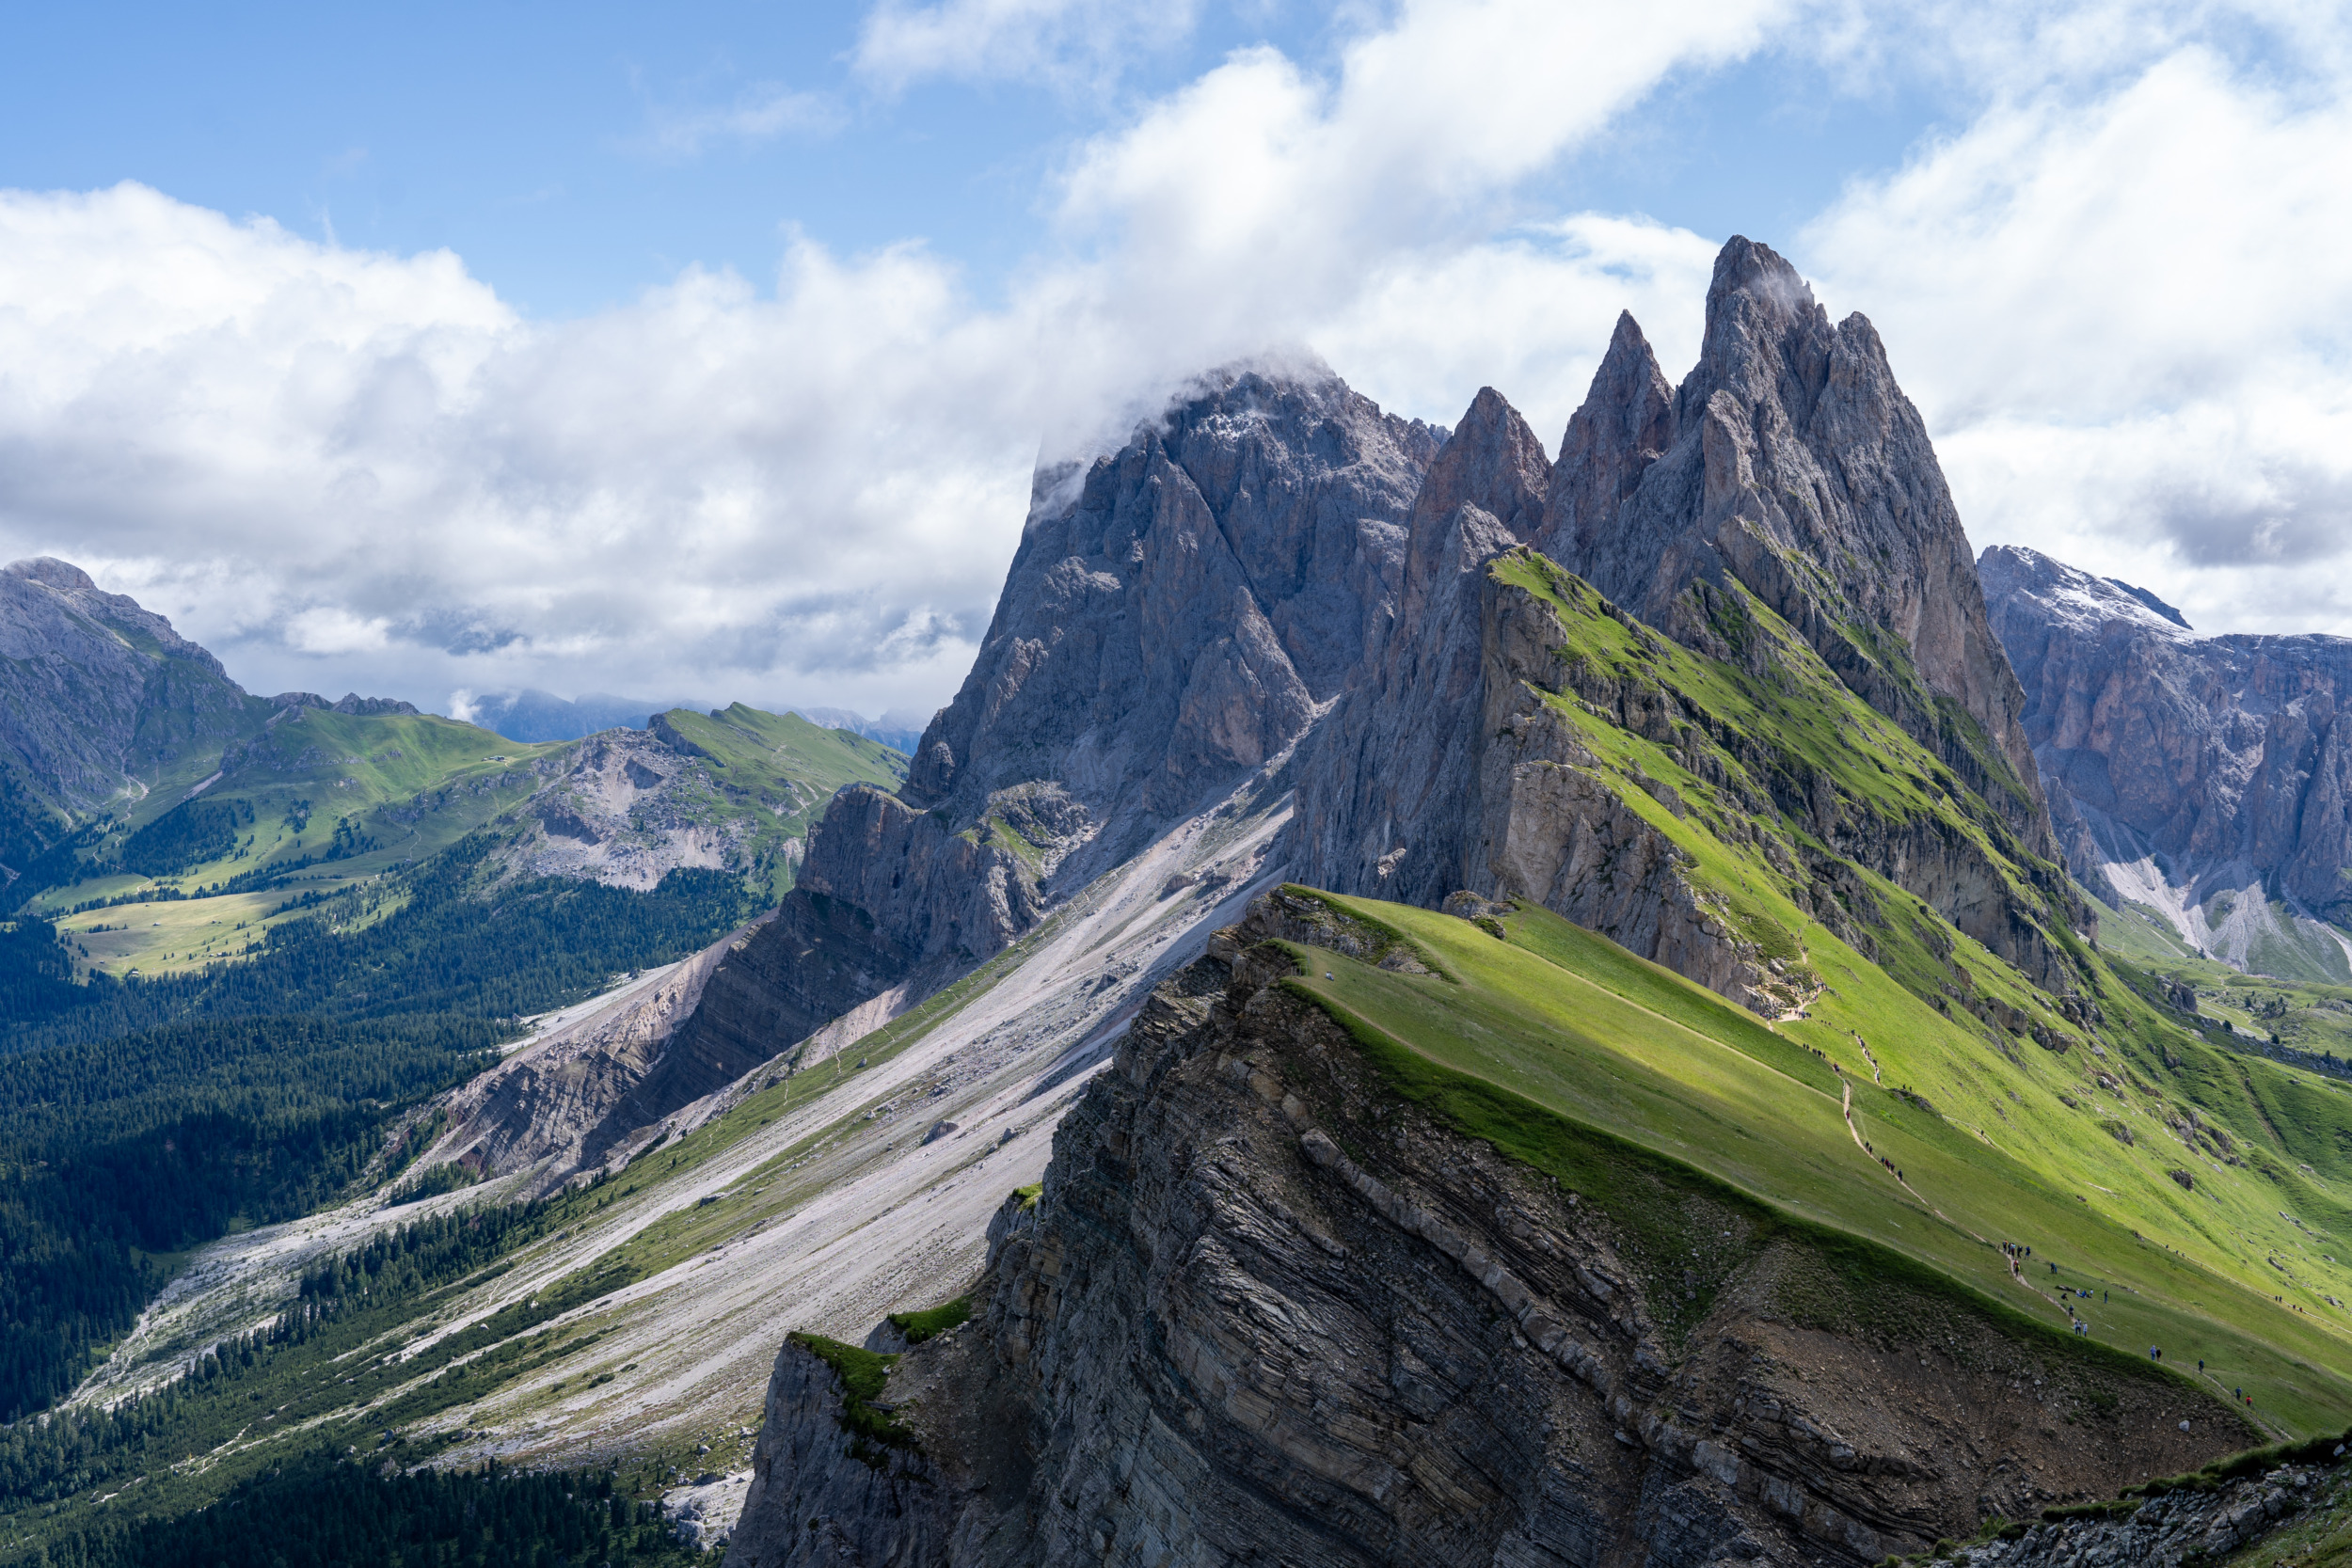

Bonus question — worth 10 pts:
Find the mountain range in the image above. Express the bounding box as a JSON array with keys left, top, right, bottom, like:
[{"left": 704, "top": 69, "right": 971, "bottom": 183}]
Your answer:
[
  {"left": 458, "top": 689, "right": 928, "bottom": 754},
  {"left": 7, "top": 238, "right": 2352, "bottom": 1568},
  {"left": 1980, "top": 545, "right": 2352, "bottom": 984}
]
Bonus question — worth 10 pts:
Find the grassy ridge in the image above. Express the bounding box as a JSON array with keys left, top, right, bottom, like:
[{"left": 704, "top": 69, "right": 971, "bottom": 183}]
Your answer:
[
  {"left": 634, "top": 705, "right": 910, "bottom": 904},
  {"left": 1276, "top": 889, "right": 2352, "bottom": 1433},
  {"left": 29, "top": 703, "right": 907, "bottom": 978}
]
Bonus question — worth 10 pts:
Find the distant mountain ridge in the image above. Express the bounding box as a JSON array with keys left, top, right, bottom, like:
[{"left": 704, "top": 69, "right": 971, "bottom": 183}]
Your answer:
[
  {"left": 1982, "top": 543, "right": 2352, "bottom": 981},
  {"left": 458, "top": 689, "right": 927, "bottom": 753},
  {"left": 0, "top": 563, "right": 906, "bottom": 970}
]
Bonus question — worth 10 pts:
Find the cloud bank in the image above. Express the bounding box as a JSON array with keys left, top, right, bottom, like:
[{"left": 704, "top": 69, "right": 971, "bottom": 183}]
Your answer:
[{"left": 1, "top": 0, "right": 2347, "bottom": 721}]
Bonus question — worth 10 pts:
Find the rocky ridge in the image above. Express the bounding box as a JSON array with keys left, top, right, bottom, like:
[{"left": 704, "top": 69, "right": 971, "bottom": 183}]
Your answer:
[
  {"left": 725, "top": 893, "right": 2240, "bottom": 1568},
  {"left": 424, "top": 913, "right": 782, "bottom": 1191},
  {"left": 1295, "top": 240, "right": 2090, "bottom": 1013},
  {"left": 661, "top": 361, "right": 1442, "bottom": 1076},
  {"left": 1981, "top": 544, "right": 2352, "bottom": 981},
  {"left": 1944, "top": 1460, "right": 2342, "bottom": 1568},
  {"left": 0, "top": 557, "right": 256, "bottom": 885}
]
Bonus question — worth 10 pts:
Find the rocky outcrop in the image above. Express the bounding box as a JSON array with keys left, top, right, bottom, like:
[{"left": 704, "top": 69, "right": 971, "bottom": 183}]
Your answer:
[
  {"left": 430, "top": 887, "right": 921, "bottom": 1189},
  {"left": 1981, "top": 544, "right": 2352, "bottom": 978},
  {"left": 1295, "top": 241, "right": 2091, "bottom": 1013},
  {"left": 1945, "top": 1461, "right": 2337, "bottom": 1568},
  {"left": 429, "top": 919, "right": 772, "bottom": 1185},
  {"left": 1538, "top": 241, "right": 2057, "bottom": 863},
  {"left": 728, "top": 896, "right": 2245, "bottom": 1567},
  {"left": 0, "top": 558, "right": 261, "bottom": 890},
  {"left": 677, "top": 362, "right": 1438, "bottom": 1066},
  {"left": 269, "top": 690, "right": 422, "bottom": 718}
]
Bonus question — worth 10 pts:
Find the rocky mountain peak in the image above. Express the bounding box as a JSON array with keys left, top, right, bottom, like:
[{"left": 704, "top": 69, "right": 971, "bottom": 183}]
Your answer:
[
  {"left": 1982, "top": 543, "right": 2352, "bottom": 975},
  {"left": 1979, "top": 545, "right": 2198, "bottom": 641},
  {"left": 708, "top": 359, "right": 1438, "bottom": 1052},
  {"left": 0, "top": 559, "right": 251, "bottom": 837},
  {"left": 1406, "top": 387, "right": 1548, "bottom": 536},
  {"left": 1686, "top": 235, "right": 1837, "bottom": 420},
  {"left": 3, "top": 555, "right": 228, "bottom": 677},
  {"left": 901, "top": 360, "right": 1438, "bottom": 830},
  {"left": 1396, "top": 387, "right": 1548, "bottom": 633},
  {"left": 1541, "top": 236, "right": 2058, "bottom": 866},
  {"left": 6, "top": 556, "right": 98, "bottom": 593},
  {"left": 1535, "top": 310, "right": 1675, "bottom": 566}
]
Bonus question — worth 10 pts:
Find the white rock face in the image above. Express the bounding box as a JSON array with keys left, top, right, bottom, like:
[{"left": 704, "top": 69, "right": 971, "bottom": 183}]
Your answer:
[{"left": 1982, "top": 543, "right": 2352, "bottom": 979}]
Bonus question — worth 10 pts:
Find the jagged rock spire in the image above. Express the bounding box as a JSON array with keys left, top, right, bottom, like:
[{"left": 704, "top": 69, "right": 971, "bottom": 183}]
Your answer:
[
  {"left": 1394, "top": 386, "right": 1549, "bottom": 634},
  {"left": 1534, "top": 311, "right": 1675, "bottom": 567},
  {"left": 1541, "top": 237, "right": 2059, "bottom": 863},
  {"left": 1291, "top": 384, "right": 1549, "bottom": 909}
]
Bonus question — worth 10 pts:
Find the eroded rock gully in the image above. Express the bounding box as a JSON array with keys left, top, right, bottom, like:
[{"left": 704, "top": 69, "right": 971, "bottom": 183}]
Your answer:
[{"left": 726, "top": 898, "right": 2244, "bottom": 1568}]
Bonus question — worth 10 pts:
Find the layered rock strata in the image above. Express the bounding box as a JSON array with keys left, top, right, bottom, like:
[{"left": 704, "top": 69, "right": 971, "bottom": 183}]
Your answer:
[
  {"left": 726, "top": 895, "right": 2241, "bottom": 1568},
  {"left": 1981, "top": 544, "right": 2352, "bottom": 976}
]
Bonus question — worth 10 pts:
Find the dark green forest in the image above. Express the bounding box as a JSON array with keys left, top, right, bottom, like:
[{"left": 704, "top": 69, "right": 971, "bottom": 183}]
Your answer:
[
  {"left": 17, "top": 1454, "right": 696, "bottom": 1568},
  {"left": 0, "top": 833, "right": 755, "bottom": 1419}
]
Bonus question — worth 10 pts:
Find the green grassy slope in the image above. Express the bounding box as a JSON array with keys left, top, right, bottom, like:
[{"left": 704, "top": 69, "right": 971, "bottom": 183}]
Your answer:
[
  {"left": 1280, "top": 889, "right": 2352, "bottom": 1434},
  {"left": 1235, "top": 549, "right": 2352, "bottom": 1437},
  {"left": 638, "top": 705, "right": 909, "bottom": 903},
  {"left": 27, "top": 708, "right": 563, "bottom": 966},
  {"left": 27, "top": 704, "right": 905, "bottom": 976}
]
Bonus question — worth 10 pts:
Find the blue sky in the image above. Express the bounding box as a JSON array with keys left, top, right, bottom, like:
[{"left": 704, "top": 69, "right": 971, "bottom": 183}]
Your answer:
[
  {"left": 1, "top": 1, "right": 2347, "bottom": 716},
  {"left": 1, "top": 5, "right": 1938, "bottom": 318}
]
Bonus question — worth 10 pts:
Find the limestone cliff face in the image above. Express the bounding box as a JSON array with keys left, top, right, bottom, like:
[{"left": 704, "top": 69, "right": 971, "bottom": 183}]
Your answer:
[
  {"left": 1981, "top": 545, "right": 2352, "bottom": 976},
  {"left": 726, "top": 896, "right": 2242, "bottom": 1568},
  {"left": 684, "top": 362, "right": 1438, "bottom": 1056},
  {"left": 0, "top": 558, "right": 258, "bottom": 880},
  {"left": 1295, "top": 253, "right": 2092, "bottom": 1006},
  {"left": 1291, "top": 388, "right": 1548, "bottom": 911},
  {"left": 1539, "top": 240, "right": 2054, "bottom": 862}
]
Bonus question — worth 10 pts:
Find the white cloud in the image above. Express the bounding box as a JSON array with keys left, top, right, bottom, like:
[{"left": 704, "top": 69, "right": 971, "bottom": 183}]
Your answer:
[
  {"left": 20, "top": 0, "right": 2350, "bottom": 723},
  {"left": 0, "top": 2, "right": 1785, "bottom": 717},
  {"left": 853, "top": 0, "right": 1204, "bottom": 95},
  {"left": 639, "top": 85, "right": 844, "bottom": 157},
  {"left": 1803, "top": 38, "right": 2352, "bottom": 637},
  {"left": 1308, "top": 215, "right": 1722, "bottom": 452}
]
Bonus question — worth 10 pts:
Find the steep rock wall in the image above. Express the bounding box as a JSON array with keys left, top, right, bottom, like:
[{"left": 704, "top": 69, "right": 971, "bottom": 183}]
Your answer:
[
  {"left": 1539, "top": 241, "right": 2058, "bottom": 870},
  {"left": 1291, "top": 385, "right": 1549, "bottom": 910},
  {"left": 671, "top": 362, "right": 1436, "bottom": 1077},
  {"left": 728, "top": 897, "right": 2241, "bottom": 1568},
  {"left": 1981, "top": 544, "right": 2352, "bottom": 974}
]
